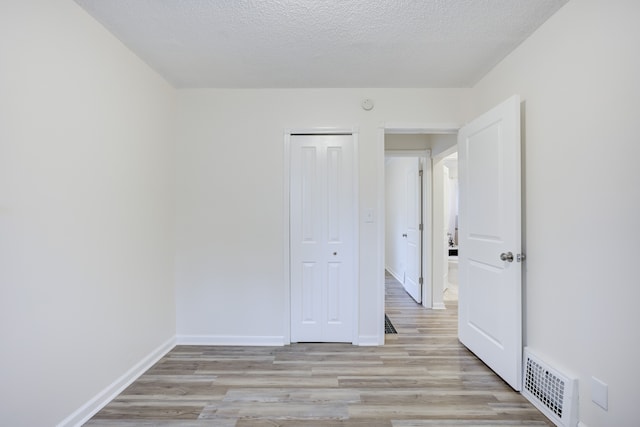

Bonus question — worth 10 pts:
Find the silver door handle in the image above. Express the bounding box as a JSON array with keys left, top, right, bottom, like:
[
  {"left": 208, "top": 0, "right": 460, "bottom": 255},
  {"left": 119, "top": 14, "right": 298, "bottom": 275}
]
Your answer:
[{"left": 500, "top": 252, "right": 514, "bottom": 262}]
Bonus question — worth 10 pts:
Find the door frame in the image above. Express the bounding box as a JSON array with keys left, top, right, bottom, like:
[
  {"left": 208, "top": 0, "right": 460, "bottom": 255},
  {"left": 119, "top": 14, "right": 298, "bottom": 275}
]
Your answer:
[
  {"left": 377, "top": 124, "right": 459, "bottom": 344},
  {"left": 432, "top": 145, "right": 458, "bottom": 309},
  {"left": 384, "top": 150, "right": 431, "bottom": 305},
  {"left": 284, "top": 127, "right": 360, "bottom": 345}
]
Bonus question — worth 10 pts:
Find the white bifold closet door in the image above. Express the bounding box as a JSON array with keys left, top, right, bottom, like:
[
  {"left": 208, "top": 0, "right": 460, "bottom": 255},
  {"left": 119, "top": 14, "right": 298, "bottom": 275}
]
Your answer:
[{"left": 290, "top": 134, "right": 355, "bottom": 343}]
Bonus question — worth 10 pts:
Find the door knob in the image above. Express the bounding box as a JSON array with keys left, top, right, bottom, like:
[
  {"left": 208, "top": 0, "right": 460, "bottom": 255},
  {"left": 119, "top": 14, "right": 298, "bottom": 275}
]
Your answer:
[
  {"left": 402, "top": 233, "right": 407, "bottom": 238},
  {"left": 500, "top": 252, "right": 514, "bottom": 262}
]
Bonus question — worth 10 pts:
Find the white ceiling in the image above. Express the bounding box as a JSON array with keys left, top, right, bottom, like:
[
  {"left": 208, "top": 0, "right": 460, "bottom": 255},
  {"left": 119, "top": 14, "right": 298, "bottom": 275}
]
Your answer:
[{"left": 74, "top": 0, "right": 568, "bottom": 89}]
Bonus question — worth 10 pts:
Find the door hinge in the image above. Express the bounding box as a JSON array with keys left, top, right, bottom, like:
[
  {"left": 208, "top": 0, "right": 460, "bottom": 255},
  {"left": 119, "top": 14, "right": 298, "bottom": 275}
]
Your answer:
[
  {"left": 419, "top": 223, "right": 423, "bottom": 231},
  {"left": 517, "top": 253, "right": 526, "bottom": 262},
  {"left": 419, "top": 277, "right": 423, "bottom": 285},
  {"left": 419, "top": 170, "right": 423, "bottom": 177}
]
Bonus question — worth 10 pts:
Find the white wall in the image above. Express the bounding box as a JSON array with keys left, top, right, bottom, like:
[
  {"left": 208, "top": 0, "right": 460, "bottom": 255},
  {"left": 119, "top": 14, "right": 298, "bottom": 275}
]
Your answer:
[
  {"left": 472, "top": 1, "right": 640, "bottom": 425},
  {"left": 174, "top": 88, "right": 471, "bottom": 343},
  {"left": 0, "top": 1, "right": 177, "bottom": 425},
  {"left": 385, "top": 134, "right": 431, "bottom": 151},
  {"left": 430, "top": 134, "right": 457, "bottom": 158}
]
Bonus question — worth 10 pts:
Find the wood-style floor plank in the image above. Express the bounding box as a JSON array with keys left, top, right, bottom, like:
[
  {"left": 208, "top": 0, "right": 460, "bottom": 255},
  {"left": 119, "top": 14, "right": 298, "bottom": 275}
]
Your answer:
[{"left": 86, "top": 273, "right": 551, "bottom": 426}]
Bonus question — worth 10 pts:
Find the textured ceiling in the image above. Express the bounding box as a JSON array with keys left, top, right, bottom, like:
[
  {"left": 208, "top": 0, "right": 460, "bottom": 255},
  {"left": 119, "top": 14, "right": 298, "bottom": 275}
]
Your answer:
[{"left": 74, "top": 0, "right": 568, "bottom": 88}]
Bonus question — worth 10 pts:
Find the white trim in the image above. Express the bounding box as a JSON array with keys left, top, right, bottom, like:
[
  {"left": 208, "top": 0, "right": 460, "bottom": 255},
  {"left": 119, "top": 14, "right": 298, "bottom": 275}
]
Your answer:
[
  {"left": 384, "top": 123, "right": 460, "bottom": 134},
  {"left": 432, "top": 144, "right": 458, "bottom": 160},
  {"left": 283, "top": 132, "right": 292, "bottom": 344},
  {"left": 284, "top": 127, "right": 360, "bottom": 345},
  {"left": 351, "top": 131, "right": 360, "bottom": 345},
  {"left": 176, "top": 335, "right": 286, "bottom": 346},
  {"left": 432, "top": 302, "right": 447, "bottom": 310},
  {"left": 431, "top": 156, "right": 449, "bottom": 311},
  {"left": 358, "top": 335, "right": 380, "bottom": 346},
  {"left": 287, "top": 127, "right": 357, "bottom": 135},
  {"left": 385, "top": 266, "right": 403, "bottom": 286},
  {"left": 56, "top": 336, "right": 175, "bottom": 427},
  {"left": 385, "top": 149, "right": 432, "bottom": 157},
  {"left": 421, "top": 154, "right": 434, "bottom": 309},
  {"left": 375, "top": 126, "right": 386, "bottom": 345}
]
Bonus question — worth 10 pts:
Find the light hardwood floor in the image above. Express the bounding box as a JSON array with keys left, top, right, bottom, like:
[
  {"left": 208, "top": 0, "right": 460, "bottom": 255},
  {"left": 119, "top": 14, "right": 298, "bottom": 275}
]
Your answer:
[{"left": 86, "top": 274, "right": 551, "bottom": 426}]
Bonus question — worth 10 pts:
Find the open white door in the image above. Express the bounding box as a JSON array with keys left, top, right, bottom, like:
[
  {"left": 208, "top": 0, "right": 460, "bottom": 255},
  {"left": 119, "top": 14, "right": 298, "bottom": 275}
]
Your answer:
[
  {"left": 404, "top": 159, "right": 422, "bottom": 303},
  {"left": 458, "top": 95, "right": 523, "bottom": 390}
]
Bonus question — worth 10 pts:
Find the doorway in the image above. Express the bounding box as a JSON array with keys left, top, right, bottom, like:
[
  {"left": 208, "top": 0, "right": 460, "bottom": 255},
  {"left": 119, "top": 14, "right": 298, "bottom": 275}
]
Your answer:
[
  {"left": 381, "top": 129, "right": 458, "bottom": 317},
  {"left": 384, "top": 149, "right": 428, "bottom": 305},
  {"left": 378, "top": 96, "right": 523, "bottom": 389},
  {"left": 442, "top": 152, "right": 459, "bottom": 303}
]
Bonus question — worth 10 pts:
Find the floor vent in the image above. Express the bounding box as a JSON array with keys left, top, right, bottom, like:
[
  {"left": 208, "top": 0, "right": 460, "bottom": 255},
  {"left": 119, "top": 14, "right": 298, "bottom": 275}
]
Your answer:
[
  {"left": 384, "top": 315, "right": 397, "bottom": 334},
  {"left": 522, "top": 348, "right": 578, "bottom": 427}
]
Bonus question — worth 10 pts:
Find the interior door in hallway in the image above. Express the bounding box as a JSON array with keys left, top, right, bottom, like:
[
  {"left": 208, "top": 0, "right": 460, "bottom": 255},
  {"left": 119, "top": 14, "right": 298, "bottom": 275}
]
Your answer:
[
  {"left": 290, "top": 134, "right": 356, "bottom": 343},
  {"left": 458, "top": 95, "right": 523, "bottom": 390},
  {"left": 404, "top": 158, "right": 422, "bottom": 303}
]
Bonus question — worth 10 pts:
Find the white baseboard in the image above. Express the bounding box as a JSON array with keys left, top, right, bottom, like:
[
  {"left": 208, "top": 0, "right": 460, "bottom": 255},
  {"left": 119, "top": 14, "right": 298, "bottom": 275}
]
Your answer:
[
  {"left": 358, "top": 335, "right": 383, "bottom": 346},
  {"left": 57, "top": 336, "right": 176, "bottom": 427},
  {"left": 385, "top": 266, "right": 403, "bottom": 284},
  {"left": 176, "top": 335, "right": 285, "bottom": 346},
  {"left": 432, "top": 302, "right": 447, "bottom": 310}
]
